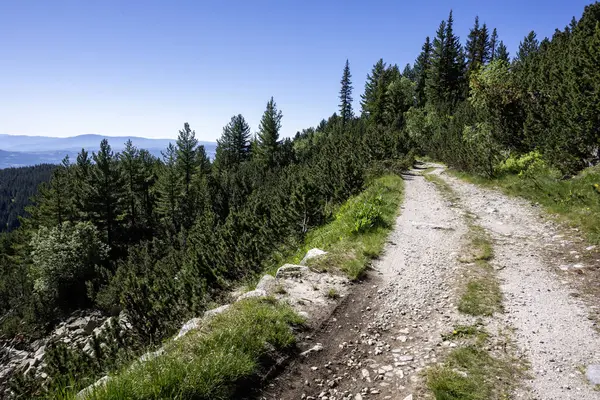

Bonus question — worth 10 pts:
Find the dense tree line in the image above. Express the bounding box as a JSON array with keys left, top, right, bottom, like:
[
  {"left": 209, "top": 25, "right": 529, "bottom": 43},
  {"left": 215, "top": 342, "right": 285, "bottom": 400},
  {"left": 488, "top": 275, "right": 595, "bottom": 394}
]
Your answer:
[
  {"left": 402, "top": 3, "right": 600, "bottom": 176},
  {"left": 0, "top": 164, "right": 55, "bottom": 232}
]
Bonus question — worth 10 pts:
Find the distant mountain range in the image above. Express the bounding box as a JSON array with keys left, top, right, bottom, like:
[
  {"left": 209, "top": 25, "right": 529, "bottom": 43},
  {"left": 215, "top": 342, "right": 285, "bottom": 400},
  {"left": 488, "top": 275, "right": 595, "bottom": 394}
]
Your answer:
[{"left": 0, "top": 134, "right": 216, "bottom": 169}]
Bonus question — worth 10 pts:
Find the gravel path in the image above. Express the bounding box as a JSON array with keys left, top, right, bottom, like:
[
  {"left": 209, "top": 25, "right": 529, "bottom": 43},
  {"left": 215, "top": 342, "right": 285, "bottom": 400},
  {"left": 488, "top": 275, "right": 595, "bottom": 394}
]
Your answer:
[
  {"left": 441, "top": 169, "right": 600, "bottom": 400},
  {"left": 261, "top": 170, "right": 467, "bottom": 399},
  {"left": 260, "top": 166, "right": 600, "bottom": 400}
]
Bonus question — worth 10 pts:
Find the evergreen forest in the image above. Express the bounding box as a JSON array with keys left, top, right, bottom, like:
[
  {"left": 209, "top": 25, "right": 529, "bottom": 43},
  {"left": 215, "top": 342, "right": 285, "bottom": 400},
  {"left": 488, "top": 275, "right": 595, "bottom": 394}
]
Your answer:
[{"left": 2, "top": 2, "right": 600, "bottom": 398}]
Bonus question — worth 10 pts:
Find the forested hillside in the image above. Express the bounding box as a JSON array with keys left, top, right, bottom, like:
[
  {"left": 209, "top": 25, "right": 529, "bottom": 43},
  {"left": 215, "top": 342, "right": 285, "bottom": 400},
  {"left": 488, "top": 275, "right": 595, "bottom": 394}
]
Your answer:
[
  {"left": 0, "top": 164, "right": 55, "bottom": 232},
  {"left": 2, "top": 2, "right": 600, "bottom": 398}
]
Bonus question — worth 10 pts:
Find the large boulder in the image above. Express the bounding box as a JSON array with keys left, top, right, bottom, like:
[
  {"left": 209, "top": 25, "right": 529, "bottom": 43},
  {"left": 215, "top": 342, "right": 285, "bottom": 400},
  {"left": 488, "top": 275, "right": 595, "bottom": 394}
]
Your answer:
[{"left": 300, "top": 248, "right": 328, "bottom": 266}]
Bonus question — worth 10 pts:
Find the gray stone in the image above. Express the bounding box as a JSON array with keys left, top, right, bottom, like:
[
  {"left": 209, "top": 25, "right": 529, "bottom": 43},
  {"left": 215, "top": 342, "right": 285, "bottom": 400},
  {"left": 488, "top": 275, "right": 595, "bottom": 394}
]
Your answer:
[
  {"left": 175, "top": 317, "right": 202, "bottom": 340},
  {"left": 138, "top": 348, "right": 165, "bottom": 363},
  {"left": 256, "top": 274, "right": 277, "bottom": 293},
  {"left": 300, "top": 343, "right": 323, "bottom": 356},
  {"left": 275, "top": 264, "right": 309, "bottom": 278},
  {"left": 403, "top": 395, "right": 413, "bottom": 400},
  {"left": 204, "top": 304, "right": 231, "bottom": 318},
  {"left": 67, "top": 317, "right": 89, "bottom": 331},
  {"left": 300, "top": 248, "right": 328, "bottom": 266},
  {"left": 586, "top": 364, "right": 600, "bottom": 385},
  {"left": 76, "top": 375, "right": 109, "bottom": 399},
  {"left": 236, "top": 289, "right": 267, "bottom": 302}
]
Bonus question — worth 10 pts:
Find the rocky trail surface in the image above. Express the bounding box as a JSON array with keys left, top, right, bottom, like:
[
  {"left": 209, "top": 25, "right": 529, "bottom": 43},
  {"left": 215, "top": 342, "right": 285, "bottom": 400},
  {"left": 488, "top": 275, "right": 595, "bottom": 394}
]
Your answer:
[{"left": 259, "top": 165, "right": 600, "bottom": 400}]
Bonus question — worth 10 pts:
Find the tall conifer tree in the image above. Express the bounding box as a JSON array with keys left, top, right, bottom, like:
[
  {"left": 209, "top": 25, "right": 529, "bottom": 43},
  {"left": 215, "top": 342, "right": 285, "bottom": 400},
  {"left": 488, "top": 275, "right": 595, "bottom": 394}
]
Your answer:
[
  {"left": 339, "top": 59, "right": 354, "bottom": 124},
  {"left": 215, "top": 114, "right": 251, "bottom": 169},
  {"left": 256, "top": 97, "right": 283, "bottom": 168}
]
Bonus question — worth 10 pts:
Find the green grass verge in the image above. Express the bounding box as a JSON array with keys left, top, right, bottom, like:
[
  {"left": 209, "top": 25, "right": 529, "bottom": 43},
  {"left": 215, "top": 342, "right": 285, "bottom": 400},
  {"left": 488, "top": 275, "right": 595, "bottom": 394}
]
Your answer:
[
  {"left": 281, "top": 174, "right": 404, "bottom": 280},
  {"left": 82, "top": 298, "right": 303, "bottom": 400},
  {"left": 450, "top": 165, "right": 600, "bottom": 243},
  {"left": 428, "top": 325, "right": 525, "bottom": 400}
]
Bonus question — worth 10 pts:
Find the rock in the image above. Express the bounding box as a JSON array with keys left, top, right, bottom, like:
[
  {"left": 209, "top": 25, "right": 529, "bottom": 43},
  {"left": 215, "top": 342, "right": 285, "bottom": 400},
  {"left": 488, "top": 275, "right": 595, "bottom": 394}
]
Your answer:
[
  {"left": 83, "top": 318, "right": 103, "bottom": 335},
  {"left": 34, "top": 345, "right": 46, "bottom": 359},
  {"left": 403, "top": 395, "right": 413, "bottom": 400},
  {"left": 300, "top": 248, "right": 328, "bottom": 266},
  {"left": 76, "top": 375, "right": 109, "bottom": 399},
  {"left": 67, "top": 317, "right": 89, "bottom": 331},
  {"left": 237, "top": 289, "right": 267, "bottom": 302},
  {"left": 300, "top": 343, "right": 324, "bottom": 356},
  {"left": 586, "top": 364, "right": 600, "bottom": 385},
  {"left": 175, "top": 317, "right": 202, "bottom": 340},
  {"left": 256, "top": 274, "right": 277, "bottom": 293},
  {"left": 204, "top": 304, "right": 231, "bottom": 318},
  {"left": 276, "top": 264, "right": 309, "bottom": 278},
  {"left": 83, "top": 341, "right": 93, "bottom": 356},
  {"left": 396, "top": 355, "right": 414, "bottom": 362},
  {"left": 138, "top": 348, "right": 164, "bottom": 363},
  {"left": 54, "top": 325, "right": 67, "bottom": 337},
  {"left": 354, "top": 394, "right": 363, "bottom": 400}
]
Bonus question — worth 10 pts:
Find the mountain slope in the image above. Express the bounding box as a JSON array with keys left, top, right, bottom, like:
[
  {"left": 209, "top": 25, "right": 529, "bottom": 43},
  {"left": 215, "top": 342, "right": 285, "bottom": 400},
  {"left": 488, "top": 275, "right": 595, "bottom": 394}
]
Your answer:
[{"left": 0, "top": 134, "right": 216, "bottom": 168}]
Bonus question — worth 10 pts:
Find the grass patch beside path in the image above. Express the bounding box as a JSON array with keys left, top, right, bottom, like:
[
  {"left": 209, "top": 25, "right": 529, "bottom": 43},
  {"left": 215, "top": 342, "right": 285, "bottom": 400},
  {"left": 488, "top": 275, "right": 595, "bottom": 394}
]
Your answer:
[
  {"left": 85, "top": 298, "right": 304, "bottom": 400},
  {"left": 428, "top": 325, "right": 526, "bottom": 400},
  {"left": 284, "top": 174, "right": 404, "bottom": 280}
]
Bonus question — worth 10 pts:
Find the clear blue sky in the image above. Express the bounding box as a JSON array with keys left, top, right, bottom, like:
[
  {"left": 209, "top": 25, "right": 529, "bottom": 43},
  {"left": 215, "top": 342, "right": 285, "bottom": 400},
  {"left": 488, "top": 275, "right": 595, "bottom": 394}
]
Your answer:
[{"left": 0, "top": 0, "right": 594, "bottom": 141}]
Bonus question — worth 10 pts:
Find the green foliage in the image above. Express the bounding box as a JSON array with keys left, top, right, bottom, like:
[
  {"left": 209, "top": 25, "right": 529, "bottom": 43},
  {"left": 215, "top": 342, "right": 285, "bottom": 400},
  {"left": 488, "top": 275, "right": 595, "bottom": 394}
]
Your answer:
[
  {"left": 494, "top": 151, "right": 545, "bottom": 176},
  {"left": 349, "top": 194, "right": 384, "bottom": 234},
  {"left": 30, "top": 221, "right": 109, "bottom": 310},
  {"left": 284, "top": 174, "right": 405, "bottom": 280}
]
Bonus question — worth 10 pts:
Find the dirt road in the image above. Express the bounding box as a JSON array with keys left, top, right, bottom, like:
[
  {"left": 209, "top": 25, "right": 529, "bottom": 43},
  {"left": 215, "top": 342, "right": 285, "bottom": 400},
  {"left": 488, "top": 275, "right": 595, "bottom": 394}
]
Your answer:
[{"left": 260, "top": 165, "right": 600, "bottom": 400}]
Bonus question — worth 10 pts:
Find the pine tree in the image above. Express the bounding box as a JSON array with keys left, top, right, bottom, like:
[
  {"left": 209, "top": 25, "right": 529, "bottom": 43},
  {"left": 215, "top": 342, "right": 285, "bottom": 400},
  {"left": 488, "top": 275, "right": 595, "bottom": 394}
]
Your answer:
[
  {"left": 490, "top": 28, "right": 499, "bottom": 60},
  {"left": 427, "top": 20, "right": 447, "bottom": 107},
  {"left": 477, "top": 23, "right": 491, "bottom": 64},
  {"left": 402, "top": 63, "right": 416, "bottom": 82},
  {"left": 256, "top": 97, "right": 283, "bottom": 168},
  {"left": 157, "top": 143, "right": 180, "bottom": 231},
  {"left": 496, "top": 41, "right": 510, "bottom": 62},
  {"left": 466, "top": 17, "right": 491, "bottom": 76},
  {"left": 427, "top": 11, "right": 465, "bottom": 108},
  {"left": 215, "top": 114, "right": 251, "bottom": 169},
  {"left": 120, "top": 140, "right": 141, "bottom": 232},
  {"left": 32, "top": 156, "right": 73, "bottom": 228},
  {"left": 360, "top": 59, "right": 386, "bottom": 117},
  {"left": 465, "top": 16, "right": 481, "bottom": 74},
  {"left": 175, "top": 123, "right": 200, "bottom": 231},
  {"left": 414, "top": 37, "right": 432, "bottom": 107},
  {"left": 74, "top": 149, "right": 92, "bottom": 220},
  {"left": 339, "top": 59, "right": 354, "bottom": 124},
  {"left": 85, "top": 139, "right": 124, "bottom": 249},
  {"left": 516, "top": 31, "right": 539, "bottom": 63}
]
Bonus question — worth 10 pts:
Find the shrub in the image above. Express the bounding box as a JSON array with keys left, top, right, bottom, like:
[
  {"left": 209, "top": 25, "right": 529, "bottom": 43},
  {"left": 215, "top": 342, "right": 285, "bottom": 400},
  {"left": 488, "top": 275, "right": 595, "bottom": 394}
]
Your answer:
[
  {"left": 351, "top": 194, "right": 384, "bottom": 234},
  {"left": 494, "top": 151, "right": 546, "bottom": 176},
  {"left": 29, "top": 221, "right": 109, "bottom": 310}
]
